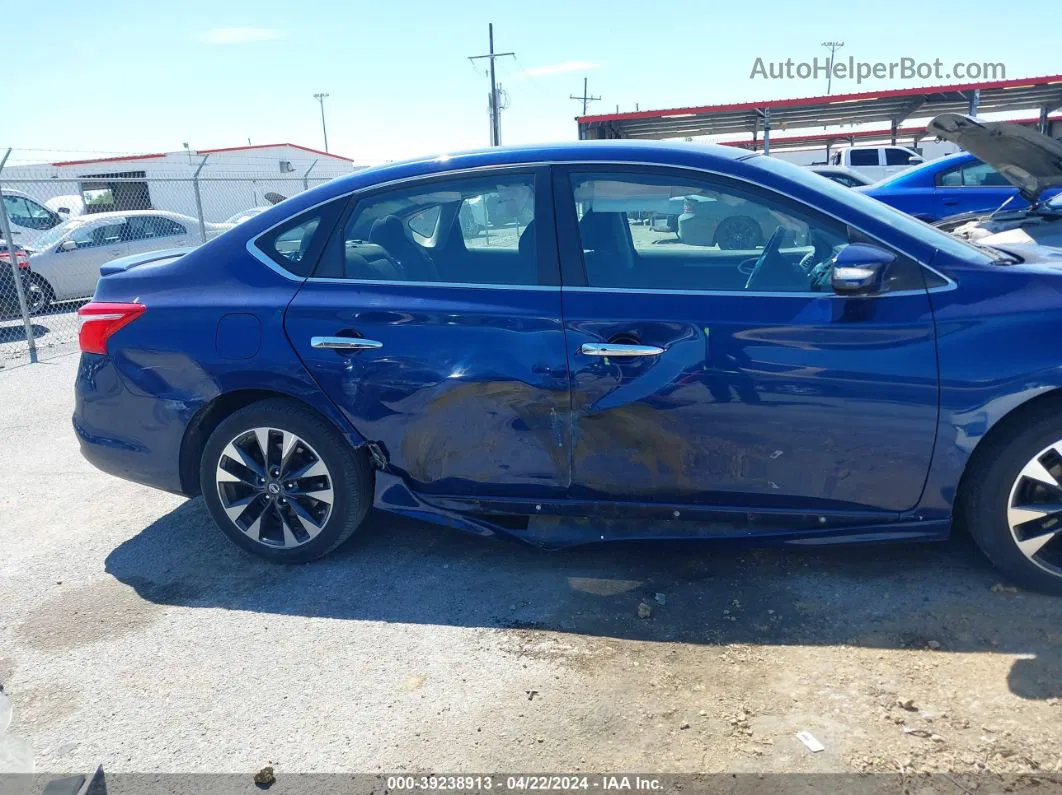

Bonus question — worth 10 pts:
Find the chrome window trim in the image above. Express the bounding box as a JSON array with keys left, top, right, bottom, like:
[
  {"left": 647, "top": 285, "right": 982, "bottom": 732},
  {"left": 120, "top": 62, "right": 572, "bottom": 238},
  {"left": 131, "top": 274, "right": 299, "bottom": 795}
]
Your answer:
[
  {"left": 306, "top": 277, "right": 559, "bottom": 292},
  {"left": 247, "top": 159, "right": 959, "bottom": 293}
]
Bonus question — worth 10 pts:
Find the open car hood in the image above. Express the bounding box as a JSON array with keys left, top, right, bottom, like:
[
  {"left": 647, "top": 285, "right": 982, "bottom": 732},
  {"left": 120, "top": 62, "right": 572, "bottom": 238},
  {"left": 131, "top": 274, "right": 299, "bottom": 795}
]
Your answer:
[{"left": 927, "top": 113, "right": 1062, "bottom": 203}]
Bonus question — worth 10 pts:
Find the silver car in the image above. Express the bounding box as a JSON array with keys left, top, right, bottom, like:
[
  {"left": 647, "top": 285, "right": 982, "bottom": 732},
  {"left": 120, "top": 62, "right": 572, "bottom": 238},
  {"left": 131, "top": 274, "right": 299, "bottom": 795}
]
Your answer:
[{"left": 25, "top": 210, "right": 227, "bottom": 311}]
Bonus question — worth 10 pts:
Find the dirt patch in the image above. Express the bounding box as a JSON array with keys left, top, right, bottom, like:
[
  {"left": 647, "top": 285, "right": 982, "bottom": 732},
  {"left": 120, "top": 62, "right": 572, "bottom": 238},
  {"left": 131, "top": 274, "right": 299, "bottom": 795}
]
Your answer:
[{"left": 16, "top": 579, "right": 166, "bottom": 651}]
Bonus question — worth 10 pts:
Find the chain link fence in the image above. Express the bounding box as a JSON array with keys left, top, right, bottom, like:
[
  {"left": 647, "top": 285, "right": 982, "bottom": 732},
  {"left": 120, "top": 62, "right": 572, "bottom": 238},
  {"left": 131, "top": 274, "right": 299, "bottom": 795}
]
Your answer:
[{"left": 0, "top": 147, "right": 354, "bottom": 369}]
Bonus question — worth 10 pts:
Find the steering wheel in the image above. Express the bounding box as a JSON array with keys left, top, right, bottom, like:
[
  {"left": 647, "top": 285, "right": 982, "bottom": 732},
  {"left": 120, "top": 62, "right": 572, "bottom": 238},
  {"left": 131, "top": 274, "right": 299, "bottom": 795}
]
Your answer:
[{"left": 743, "top": 227, "right": 787, "bottom": 290}]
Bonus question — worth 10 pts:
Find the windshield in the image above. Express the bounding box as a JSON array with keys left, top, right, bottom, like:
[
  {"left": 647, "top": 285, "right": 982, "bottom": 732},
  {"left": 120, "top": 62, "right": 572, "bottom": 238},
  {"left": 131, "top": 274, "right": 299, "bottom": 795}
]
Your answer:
[
  {"left": 752, "top": 154, "right": 998, "bottom": 265},
  {"left": 26, "top": 218, "right": 86, "bottom": 252}
]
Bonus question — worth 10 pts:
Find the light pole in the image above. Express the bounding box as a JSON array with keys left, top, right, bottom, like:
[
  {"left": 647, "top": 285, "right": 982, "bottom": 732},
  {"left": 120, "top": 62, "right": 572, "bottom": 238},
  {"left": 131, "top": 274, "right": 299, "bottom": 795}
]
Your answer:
[
  {"left": 821, "top": 41, "right": 845, "bottom": 95},
  {"left": 313, "top": 92, "right": 330, "bottom": 153}
]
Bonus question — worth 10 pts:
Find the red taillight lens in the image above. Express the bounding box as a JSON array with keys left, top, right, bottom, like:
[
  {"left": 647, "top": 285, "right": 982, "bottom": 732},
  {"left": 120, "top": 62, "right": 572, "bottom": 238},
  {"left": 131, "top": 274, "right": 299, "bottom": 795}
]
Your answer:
[
  {"left": 1, "top": 251, "right": 30, "bottom": 268},
  {"left": 683, "top": 200, "right": 694, "bottom": 214},
  {"left": 78, "top": 302, "right": 146, "bottom": 355}
]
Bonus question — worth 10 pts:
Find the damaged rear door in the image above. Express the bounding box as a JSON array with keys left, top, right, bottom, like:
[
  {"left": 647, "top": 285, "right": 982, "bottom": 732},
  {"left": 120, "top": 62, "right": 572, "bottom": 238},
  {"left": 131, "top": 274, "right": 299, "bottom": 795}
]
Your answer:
[
  {"left": 284, "top": 166, "right": 571, "bottom": 498},
  {"left": 553, "top": 165, "right": 938, "bottom": 514}
]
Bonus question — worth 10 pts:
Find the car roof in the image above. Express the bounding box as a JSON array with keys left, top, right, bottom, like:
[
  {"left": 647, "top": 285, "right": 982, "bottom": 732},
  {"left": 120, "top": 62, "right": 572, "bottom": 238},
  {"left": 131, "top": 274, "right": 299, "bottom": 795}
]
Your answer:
[
  {"left": 66, "top": 209, "right": 193, "bottom": 223},
  {"left": 331, "top": 140, "right": 756, "bottom": 191},
  {"left": 872, "top": 151, "right": 976, "bottom": 187}
]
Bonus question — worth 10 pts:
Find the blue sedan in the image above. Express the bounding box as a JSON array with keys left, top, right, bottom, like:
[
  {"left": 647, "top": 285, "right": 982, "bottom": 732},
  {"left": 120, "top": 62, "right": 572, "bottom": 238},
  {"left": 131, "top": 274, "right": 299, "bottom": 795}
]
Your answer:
[
  {"left": 861, "top": 151, "right": 1061, "bottom": 222},
  {"left": 74, "top": 141, "right": 1062, "bottom": 593}
]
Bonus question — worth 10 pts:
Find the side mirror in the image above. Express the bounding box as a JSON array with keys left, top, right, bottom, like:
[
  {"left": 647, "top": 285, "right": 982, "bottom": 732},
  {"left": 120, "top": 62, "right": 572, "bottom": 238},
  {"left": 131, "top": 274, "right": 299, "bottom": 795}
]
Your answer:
[
  {"left": 909, "top": 156, "right": 925, "bottom": 165},
  {"left": 830, "top": 244, "right": 896, "bottom": 295},
  {"left": 59, "top": 239, "right": 78, "bottom": 252}
]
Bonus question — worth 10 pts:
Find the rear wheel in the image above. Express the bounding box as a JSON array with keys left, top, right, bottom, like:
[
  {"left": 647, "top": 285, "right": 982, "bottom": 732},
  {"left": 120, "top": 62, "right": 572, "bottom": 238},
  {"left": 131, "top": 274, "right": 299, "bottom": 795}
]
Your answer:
[
  {"left": 963, "top": 412, "right": 1062, "bottom": 594},
  {"left": 199, "top": 399, "right": 373, "bottom": 562}
]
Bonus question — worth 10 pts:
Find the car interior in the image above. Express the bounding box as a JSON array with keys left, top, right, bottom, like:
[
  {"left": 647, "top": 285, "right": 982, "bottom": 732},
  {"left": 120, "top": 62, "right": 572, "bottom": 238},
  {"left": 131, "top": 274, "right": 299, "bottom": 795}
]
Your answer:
[{"left": 315, "top": 184, "right": 540, "bottom": 286}]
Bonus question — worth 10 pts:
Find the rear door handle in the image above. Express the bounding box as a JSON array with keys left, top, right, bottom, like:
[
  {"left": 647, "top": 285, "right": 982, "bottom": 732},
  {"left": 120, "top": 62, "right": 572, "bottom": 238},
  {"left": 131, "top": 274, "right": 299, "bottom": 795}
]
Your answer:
[
  {"left": 942, "top": 199, "right": 959, "bottom": 206},
  {"left": 311, "top": 336, "right": 383, "bottom": 351},
  {"left": 581, "top": 343, "right": 663, "bottom": 357}
]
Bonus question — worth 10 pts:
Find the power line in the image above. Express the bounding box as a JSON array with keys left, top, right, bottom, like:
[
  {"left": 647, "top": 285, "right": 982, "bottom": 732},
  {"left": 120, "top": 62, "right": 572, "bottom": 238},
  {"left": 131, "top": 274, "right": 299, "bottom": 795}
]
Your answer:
[
  {"left": 569, "top": 76, "right": 602, "bottom": 116},
  {"left": 468, "top": 23, "right": 515, "bottom": 146}
]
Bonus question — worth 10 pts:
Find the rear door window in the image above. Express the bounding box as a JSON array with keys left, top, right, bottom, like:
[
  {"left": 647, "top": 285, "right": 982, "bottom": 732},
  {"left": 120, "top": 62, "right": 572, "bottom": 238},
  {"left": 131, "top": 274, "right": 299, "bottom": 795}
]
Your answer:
[{"left": 315, "top": 172, "right": 543, "bottom": 286}]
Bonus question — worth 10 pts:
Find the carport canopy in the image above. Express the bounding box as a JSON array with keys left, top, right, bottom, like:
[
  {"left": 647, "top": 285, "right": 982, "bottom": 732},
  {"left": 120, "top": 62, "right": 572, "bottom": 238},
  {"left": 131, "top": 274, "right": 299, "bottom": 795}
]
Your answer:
[{"left": 577, "top": 74, "right": 1062, "bottom": 151}]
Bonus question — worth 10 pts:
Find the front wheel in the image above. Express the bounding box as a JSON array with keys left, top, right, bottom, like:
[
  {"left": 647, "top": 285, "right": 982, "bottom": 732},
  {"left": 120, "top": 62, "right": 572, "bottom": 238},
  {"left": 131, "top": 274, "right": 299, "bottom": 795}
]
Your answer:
[
  {"left": 24, "top": 273, "right": 52, "bottom": 314},
  {"left": 963, "top": 411, "right": 1062, "bottom": 594},
  {"left": 199, "top": 399, "right": 373, "bottom": 562}
]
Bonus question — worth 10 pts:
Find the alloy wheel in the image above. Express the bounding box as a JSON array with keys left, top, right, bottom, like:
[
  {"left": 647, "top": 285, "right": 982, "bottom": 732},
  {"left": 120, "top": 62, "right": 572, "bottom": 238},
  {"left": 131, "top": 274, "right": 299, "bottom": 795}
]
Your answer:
[
  {"left": 215, "top": 427, "right": 334, "bottom": 549},
  {"left": 1006, "top": 440, "right": 1062, "bottom": 577}
]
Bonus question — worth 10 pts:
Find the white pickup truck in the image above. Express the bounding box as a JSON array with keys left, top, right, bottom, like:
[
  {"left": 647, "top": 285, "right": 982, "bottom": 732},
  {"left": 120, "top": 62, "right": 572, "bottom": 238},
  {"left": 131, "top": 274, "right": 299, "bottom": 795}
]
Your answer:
[{"left": 828, "top": 145, "right": 925, "bottom": 181}]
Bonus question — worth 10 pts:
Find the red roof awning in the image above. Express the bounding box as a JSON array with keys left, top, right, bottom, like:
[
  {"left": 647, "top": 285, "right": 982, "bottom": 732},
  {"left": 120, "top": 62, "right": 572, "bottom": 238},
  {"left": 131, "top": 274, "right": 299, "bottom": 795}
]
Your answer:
[{"left": 578, "top": 74, "right": 1062, "bottom": 141}]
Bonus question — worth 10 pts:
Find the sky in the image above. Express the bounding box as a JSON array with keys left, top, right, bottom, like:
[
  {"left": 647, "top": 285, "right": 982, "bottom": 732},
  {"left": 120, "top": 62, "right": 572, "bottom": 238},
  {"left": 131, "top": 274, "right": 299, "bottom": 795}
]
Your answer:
[{"left": 6, "top": 0, "right": 1062, "bottom": 165}]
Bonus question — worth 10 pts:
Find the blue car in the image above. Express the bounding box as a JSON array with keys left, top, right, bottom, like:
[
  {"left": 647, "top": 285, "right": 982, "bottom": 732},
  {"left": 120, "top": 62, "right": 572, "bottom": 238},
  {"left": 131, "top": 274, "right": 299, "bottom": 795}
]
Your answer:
[
  {"left": 74, "top": 141, "right": 1062, "bottom": 593},
  {"left": 861, "top": 151, "right": 1061, "bottom": 223}
]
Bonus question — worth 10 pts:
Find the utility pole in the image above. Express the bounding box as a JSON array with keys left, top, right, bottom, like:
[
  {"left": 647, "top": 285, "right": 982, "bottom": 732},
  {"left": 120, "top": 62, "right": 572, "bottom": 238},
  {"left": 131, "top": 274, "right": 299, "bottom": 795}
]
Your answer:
[
  {"left": 569, "top": 77, "right": 601, "bottom": 116},
  {"left": 313, "top": 92, "right": 330, "bottom": 152},
  {"left": 821, "top": 41, "right": 845, "bottom": 95},
  {"left": 468, "top": 23, "right": 515, "bottom": 146}
]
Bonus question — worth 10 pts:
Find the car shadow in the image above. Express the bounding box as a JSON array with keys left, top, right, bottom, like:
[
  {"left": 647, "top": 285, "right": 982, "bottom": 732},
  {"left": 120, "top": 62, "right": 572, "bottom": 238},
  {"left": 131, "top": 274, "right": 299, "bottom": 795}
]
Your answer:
[
  {"left": 0, "top": 321, "right": 49, "bottom": 342},
  {"left": 105, "top": 498, "right": 1062, "bottom": 700}
]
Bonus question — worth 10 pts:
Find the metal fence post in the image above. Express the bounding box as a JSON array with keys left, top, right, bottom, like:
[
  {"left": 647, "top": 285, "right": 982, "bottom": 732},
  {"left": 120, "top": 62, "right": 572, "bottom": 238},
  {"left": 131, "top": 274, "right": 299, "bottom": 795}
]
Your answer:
[
  {"left": 302, "top": 159, "right": 318, "bottom": 191},
  {"left": 192, "top": 154, "right": 209, "bottom": 243},
  {"left": 0, "top": 148, "right": 38, "bottom": 364}
]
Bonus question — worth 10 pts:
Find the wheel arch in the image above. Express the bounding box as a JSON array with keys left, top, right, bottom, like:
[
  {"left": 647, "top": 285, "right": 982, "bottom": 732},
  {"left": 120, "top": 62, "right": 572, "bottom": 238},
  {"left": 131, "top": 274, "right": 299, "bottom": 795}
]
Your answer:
[
  {"left": 178, "top": 388, "right": 366, "bottom": 495},
  {"left": 955, "top": 387, "right": 1062, "bottom": 518}
]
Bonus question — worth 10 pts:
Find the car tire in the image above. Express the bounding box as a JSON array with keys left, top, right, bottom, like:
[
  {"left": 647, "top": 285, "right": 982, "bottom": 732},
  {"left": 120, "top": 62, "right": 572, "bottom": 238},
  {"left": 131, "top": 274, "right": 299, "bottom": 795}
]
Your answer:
[
  {"left": 25, "top": 274, "right": 52, "bottom": 314},
  {"left": 714, "top": 215, "right": 764, "bottom": 251},
  {"left": 962, "top": 409, "right": 1062, "bottom": 595},
  {"left": 199, "top": 398, "right": 373, "bottom": 563}
]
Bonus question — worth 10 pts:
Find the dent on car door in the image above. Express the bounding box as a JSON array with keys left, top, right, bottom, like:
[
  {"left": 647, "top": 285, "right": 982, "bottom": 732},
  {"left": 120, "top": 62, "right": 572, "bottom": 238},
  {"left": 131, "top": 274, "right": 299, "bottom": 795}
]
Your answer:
[
  {"left": 282, "top": 167, "right": 572, "bottom": 498},
  {"left": 553, "top": 165, "right": 940, "bottom": 515}
]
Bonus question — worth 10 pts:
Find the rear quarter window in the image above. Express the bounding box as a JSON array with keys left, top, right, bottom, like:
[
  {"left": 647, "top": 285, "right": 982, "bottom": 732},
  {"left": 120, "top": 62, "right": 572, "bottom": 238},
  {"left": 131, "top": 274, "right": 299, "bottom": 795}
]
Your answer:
[{"left": 253, "top": 199, "right": 343, "bottom": 276}]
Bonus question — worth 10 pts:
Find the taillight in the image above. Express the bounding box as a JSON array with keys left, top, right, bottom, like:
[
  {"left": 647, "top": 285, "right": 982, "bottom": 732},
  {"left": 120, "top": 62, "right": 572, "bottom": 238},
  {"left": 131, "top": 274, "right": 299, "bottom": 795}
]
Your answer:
[
  {"left": 77, "top": 302, "right": 146, "bottom": 355},
  {"left": 683, "top": 200, "right": 694, "bottom": 214},
  {"left": 0, "top": 251, "right": 28, "bottom": 268}
]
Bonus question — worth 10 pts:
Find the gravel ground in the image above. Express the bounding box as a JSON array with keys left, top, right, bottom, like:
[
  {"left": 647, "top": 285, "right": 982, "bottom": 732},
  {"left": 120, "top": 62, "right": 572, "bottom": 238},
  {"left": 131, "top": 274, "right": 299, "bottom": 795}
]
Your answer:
[
  {"left": 0, "top": 302, "right": 83, "bottom": 368},
  {"left": 1, "top": 354, "right": 1062, "bottom": 784}
]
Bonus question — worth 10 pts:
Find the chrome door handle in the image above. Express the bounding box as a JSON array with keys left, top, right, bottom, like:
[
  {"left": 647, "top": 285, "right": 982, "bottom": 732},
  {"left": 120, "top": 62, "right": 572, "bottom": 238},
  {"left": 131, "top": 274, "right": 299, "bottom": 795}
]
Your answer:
[
  {"left": 581, "top": 343, "right": 663, "bottom": 357},
  {"left": 311, "top": 336, "right": 383, "bottom": 351}
]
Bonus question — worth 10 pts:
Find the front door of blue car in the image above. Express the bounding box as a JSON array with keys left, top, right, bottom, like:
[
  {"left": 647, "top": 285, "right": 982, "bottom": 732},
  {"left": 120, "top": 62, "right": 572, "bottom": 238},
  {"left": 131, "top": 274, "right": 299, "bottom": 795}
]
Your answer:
[
  {"left": 552, "top": 166, "right": 940, "bottom": 514},
  {"left": 283, "top": 167, "right": 572, "bottom": 499}
]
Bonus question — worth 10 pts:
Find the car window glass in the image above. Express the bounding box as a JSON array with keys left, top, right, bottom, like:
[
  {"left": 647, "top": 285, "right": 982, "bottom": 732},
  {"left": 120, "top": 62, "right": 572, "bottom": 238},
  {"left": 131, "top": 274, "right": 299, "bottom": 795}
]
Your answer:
[
  {"left": 273, "top": 218, "right": 320, "bottom": 263},
  {"left": 939, "top": 165, "right": 963, "bottom": 187},
  {"left": 406, "top": 206, "right": 440, "bottom": 240},
  {"left": 962, "top": 162, "right": 1007, "bottom": 187},
  {"left": 885, "top": 148, "right": 915, "bottom": 166},
  {"left": 125, "top": 216, "right": 187, "bottom": 240},
  {"left": 70, "top": 221, "right": 125, "bottom": 248},
  {"left": 848, "top": 149, "right": 879, "bottom": 166},
  {"left": 568, "top": 172, "right": 926, "bottom": 294},
  {"left": 320, "top": 174, "right": 538, "bottom": 285}
]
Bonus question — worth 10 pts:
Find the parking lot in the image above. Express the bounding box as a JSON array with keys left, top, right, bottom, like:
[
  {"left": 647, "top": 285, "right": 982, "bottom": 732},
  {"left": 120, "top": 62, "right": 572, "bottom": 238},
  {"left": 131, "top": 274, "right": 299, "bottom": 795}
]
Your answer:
[{"left": 2, "top": 353, "right": 1062, "bottom": 782}]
